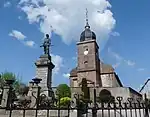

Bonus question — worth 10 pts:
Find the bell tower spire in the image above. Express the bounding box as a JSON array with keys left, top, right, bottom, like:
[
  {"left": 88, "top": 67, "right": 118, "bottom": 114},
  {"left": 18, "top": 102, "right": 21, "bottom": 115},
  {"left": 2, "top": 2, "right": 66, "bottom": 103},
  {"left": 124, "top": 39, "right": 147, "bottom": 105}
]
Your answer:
[
  {"left": 85, "top": 8, "right": 90, "bottom": 28},
  {"left": 80, "top": 9, "right": 96, "bottom": 42}
]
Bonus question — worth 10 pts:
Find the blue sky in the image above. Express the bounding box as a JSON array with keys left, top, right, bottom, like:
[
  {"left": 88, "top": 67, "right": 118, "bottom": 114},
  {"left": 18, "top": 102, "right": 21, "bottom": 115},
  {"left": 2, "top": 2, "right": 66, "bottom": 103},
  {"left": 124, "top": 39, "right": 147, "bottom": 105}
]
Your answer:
[{"left": 0, "top": 0, "right": 150, "bottom": 91}]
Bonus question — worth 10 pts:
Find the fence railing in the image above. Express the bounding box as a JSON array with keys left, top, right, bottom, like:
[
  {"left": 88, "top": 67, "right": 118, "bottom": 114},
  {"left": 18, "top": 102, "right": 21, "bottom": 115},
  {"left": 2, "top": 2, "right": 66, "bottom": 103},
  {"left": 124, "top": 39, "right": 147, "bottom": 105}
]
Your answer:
[
  {"left": 0, "top": 79, "right": 149, "bottom": 117},
  {"left": 0, "top": 98, "right": 149, "bottom": 117}
]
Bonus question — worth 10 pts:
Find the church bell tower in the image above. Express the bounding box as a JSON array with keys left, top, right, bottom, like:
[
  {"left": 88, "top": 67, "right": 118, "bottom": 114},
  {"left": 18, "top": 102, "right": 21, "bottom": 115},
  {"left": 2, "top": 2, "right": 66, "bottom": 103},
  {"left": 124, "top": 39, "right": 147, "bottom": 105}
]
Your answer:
[{"left": 76, "top": 10, "right": 101, "bottom": 87}]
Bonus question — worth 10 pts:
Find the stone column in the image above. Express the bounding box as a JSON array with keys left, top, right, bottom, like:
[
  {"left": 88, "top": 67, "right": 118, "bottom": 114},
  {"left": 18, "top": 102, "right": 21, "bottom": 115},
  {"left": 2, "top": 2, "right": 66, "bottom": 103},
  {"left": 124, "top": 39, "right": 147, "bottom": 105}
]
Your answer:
[
  {"left": 35, "top": 54, "right": 55, "bottom": 97},
  {"left": 24, "top": 83, "right": 41, "bottom": 116},
  {"left": 1, "top": 80, "right": 14, "bottom": 108},
  {"left": 27, "top": 81, "right": 34, "bottom": 97},
  {"left": 1, "top": 85, "right": 10, "bottom": 108},
  {"left": 30, "top": 84, "right": 41, "bottom": 108}
]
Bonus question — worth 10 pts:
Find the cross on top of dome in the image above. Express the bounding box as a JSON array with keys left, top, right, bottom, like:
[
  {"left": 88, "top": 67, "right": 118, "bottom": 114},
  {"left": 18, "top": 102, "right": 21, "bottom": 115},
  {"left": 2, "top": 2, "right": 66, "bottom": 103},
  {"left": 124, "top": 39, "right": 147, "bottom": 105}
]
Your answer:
[{"left": 80, "top": 9, "right": 96, "bottom": 42}]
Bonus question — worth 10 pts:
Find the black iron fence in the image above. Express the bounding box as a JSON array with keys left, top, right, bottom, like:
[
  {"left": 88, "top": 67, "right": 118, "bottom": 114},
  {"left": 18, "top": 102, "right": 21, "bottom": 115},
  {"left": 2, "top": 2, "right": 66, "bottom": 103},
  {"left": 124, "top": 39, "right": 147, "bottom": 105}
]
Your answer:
[
  {"left": 0, "top": 95, "right": 150, "bottom": 117},
  {"left": 0, "top": 79, "right": 149, "bottom": 117}
]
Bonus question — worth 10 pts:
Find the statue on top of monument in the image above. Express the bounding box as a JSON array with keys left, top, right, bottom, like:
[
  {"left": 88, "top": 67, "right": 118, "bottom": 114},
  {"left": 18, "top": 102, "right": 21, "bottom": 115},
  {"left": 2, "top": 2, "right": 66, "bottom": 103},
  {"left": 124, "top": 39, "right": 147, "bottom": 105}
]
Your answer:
[{"left": 40, "top": 34, "right": 51, "bottom": 55}]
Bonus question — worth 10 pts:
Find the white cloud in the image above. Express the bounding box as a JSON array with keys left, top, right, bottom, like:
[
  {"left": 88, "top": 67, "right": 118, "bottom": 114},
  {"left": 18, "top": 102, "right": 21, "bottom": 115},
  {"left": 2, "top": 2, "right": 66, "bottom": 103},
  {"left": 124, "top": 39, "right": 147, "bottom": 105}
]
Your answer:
[
  {"left": 9, "top": 30, "right": 36, "bottom": 48},
  {"left": 124, "top": 60, "right": 135, "bottom": 67},
  {"left": 108, "top": 48, "right": 136, "bottom": 67},
  {"left": 112, "top": 62, "right": 120, "bottom": 69},
  {"left": 51, "top": 54, "right": 63, "bottom": 75},
  {"left": 18, "top": 0, "right": 116, "bottom": 49},
  {"left": 111, "top": 31, "right": 120, "bottom": 37},
  {"left": 137, "top": 68, "right": 145, "bottom": 71},
  {"left": 25, "top": 40, "right": 35, "bottom": 47},
  {"left": 63, "top": 73, "right": 70, "bottom": 78},
  {"left": 108, "top": 48, "right": 122, "bottom": 61},
  {"left": 4, "top": 1, "right": 11, "bottom": 7},
  {"left": 9, "top": 30, "right": 26, "bottom": 40},
  {"left": 18, "top": 16, "right": 22, "bottom": 20}
]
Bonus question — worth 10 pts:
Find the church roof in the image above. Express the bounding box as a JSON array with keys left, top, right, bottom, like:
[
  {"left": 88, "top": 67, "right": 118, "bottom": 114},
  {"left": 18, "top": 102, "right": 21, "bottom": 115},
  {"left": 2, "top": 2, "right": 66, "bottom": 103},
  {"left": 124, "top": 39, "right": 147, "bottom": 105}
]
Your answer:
[
  {"left": 70, "top": 67, "right": 77, "bottom": 77},
  {"left": 80, "top": 26, "right": 96, "bottom": 42},
  {"left": 80, "top": 9, "right": 96, "bottom": 42},
  {"left": 69, "top": 64, "right": 123, "bottom": 87},
  {"left": 70, "top": 63, "right": 115, "bottom": 77},
  {"left": 129, "top": 87, "right": 142, "bottom": 97},
  {"left": 100, "top": 62, "right": 114, "bottom": 74},
  {"left": 114, "top": 73, "right": 123, "bottom": 87}
]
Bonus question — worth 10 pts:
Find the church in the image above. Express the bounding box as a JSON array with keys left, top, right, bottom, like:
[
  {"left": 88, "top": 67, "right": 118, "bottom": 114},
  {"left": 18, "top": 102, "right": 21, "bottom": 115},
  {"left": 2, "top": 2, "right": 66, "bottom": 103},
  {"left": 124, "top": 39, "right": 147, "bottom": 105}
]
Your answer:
[{"left": 69, "top": 19, "right": 142, "bottom": 102}]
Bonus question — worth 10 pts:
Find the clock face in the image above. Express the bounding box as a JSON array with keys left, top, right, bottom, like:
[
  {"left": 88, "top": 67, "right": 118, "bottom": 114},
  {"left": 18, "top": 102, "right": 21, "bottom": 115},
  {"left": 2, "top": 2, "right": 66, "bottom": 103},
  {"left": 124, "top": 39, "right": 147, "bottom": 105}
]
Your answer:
[{"left": 84, "top": 50, "right": 88, "bottom": 55}]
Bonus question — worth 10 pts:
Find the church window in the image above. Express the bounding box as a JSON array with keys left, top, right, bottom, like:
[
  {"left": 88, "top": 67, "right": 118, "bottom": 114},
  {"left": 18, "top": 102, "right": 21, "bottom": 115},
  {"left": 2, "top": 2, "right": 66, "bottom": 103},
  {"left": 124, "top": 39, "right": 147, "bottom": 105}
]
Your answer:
[
  {"left": 84, "top": 61, "right": 88, "bottom": 64},
  {"left": 84, "top": 46, "right": 88, "bottom": 51},
  {"left": 83, "top": 46, "right": 89, "bottom": 55},
  {"left": 84, "top": 61, "right": 88, "bottom": 68},
  {"left": 73, "top": 79, "right": 78, "bottom": 87}
]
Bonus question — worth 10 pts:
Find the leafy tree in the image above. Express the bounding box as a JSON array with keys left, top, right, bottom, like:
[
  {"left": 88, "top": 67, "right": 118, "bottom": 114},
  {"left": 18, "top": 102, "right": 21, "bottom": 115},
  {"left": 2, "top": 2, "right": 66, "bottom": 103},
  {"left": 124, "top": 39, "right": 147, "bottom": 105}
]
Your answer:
[
  {"left": 97, "top": 89, "right": 115, "bottom": 103},
  {"left": 97, "top": 95, "right": 115, "bottom": 103},
  {"left": 0, "top": 72, "right": 15, "bottom": 87},
  {"left": 57, "top": 97, "right": 71, "bottom": 108},
  {"left": 0, "top": 71, "right": 16, "bottom": 88},
  {"left": 0, "top": 71, "right": 27, "bottom": 95},
  {"left": 55, "top": 84, "right": 71, "bottom": 99},
  {"left": 1, "top": 72, "right": 16, "bottom": 80}
]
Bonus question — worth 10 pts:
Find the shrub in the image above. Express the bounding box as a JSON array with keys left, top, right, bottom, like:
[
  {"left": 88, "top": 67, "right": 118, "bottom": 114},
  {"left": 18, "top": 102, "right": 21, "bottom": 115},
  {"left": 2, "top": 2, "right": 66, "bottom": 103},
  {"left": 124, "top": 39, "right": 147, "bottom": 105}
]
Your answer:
[{"left": 57, "top": 97, "right": 71, "bottom": 108}]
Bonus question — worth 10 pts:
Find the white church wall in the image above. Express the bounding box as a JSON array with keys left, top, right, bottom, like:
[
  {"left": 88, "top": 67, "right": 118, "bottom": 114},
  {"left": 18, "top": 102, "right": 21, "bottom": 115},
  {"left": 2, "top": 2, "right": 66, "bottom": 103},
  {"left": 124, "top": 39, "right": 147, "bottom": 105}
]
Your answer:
[
  {"left": 96, "top": 87, "right": 131, "bottom": 102},
  {"left": 101, "top": 74, "right": 120, "bottom": 87},
  {"left": 109, "top": 87, "right": 132, "bottom": 102},
  {"left": 129, "top": 88, "right": 142, "bottom": 101},
  {"left": 112, "top": 74, "right": 121, "bottom": 87},
  {"left": 101, "top": 74, "right": 111, "bottom": 87}
]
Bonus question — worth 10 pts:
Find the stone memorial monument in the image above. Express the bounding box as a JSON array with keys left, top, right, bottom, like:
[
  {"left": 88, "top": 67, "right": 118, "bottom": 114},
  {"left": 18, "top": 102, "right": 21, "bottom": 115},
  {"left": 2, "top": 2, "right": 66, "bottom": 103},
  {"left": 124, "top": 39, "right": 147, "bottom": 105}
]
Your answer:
[{"left": 35, "top": 34, "right": 55, "bottom": 97}]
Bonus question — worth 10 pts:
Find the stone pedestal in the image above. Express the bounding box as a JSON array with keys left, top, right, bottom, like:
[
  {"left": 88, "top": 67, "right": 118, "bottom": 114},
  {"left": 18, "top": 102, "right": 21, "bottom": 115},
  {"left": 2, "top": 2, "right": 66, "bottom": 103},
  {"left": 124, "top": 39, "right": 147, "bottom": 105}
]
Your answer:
[
  {"left": 1, "top": 85, "right": 10, "bottom": 108},
  {"left": 35, "top": 54, "right": 55, "bottom": 97},
  {"left": 30, "top": 85, "right": 41, "bottom": 108}
]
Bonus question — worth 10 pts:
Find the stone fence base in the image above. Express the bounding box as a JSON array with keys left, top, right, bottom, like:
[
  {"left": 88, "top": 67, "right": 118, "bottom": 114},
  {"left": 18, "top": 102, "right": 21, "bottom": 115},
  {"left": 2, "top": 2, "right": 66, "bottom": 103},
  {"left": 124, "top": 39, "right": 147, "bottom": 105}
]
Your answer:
[
  {"left": 0, "top": 109, "right": 147, "bottom": 117},
  {"left": 0, "top": 109, "right": 69, "bottom": 117}
]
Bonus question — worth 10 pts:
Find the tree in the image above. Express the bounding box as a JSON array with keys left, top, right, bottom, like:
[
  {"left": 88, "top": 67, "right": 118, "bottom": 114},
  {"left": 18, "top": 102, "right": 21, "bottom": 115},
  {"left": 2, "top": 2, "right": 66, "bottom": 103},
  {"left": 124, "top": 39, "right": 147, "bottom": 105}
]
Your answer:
[
  {"left": 97, "top": 89, "right": 115, "bottom": 103},
  {"left": 57, "top": 97, "right": 71, "bottom": 108},
  {"left": 0, "top": 71, "right": 28, "bottom": 95},
  {"left": 0, "top": 72, "right": 16, "bottom": 87},
  {"left": 55, "top": 84, "right": 71, "bottom": 99}
]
